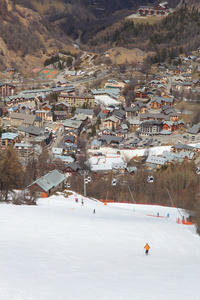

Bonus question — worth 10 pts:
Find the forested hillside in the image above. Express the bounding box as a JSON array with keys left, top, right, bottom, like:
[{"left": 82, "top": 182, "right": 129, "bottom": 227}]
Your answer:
[
  {"left": 0, "top": 0, "right": 199, "bottom": 73},
  {"left": 84, "top": 5, "right": 200, "bottom": 56}
]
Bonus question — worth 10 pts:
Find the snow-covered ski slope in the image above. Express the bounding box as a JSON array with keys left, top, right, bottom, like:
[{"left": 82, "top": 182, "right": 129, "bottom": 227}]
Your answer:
[{"left": 0, "top": 192, "right": 200, "bottom": 300}]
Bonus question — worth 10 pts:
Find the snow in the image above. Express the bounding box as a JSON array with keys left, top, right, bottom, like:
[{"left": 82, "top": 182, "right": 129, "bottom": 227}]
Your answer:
[
  {"left": 89, "top": 154, "right": 126, "bottom": 171},
  {"left": 94, "top": 145, "right": 172, "bottom": 160},
  {"left": 0, "top": 193, "right": 200, "bottom": 300},
  {"left": 94, "top": 95, "right": 120, "bottom": 106}
]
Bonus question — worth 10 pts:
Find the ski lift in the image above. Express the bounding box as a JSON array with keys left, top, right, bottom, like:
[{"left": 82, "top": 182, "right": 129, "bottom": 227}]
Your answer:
[
  {"left": 87, "top": 176, "right": 91, "bottom": 182},
  {"left": 67, "top": 183, "right": 70, "bottom": 188},
  {"left": 196, "top": 167, "right": 200, "bottom": 174},
  {"left": 147, "top": 176, "right": 154, "bottom": 183},
  {"left": 85, "top": 178, "right": 88, "bottom": 184},
  {"left": 112, "top": 178, "right": 117, "bottom": 186}
]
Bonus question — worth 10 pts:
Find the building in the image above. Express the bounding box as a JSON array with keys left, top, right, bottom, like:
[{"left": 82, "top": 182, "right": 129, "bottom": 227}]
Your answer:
[
  {"left": 140, "top": 120, "right": 163, "bottom": 136},
  {"left": 58, "top": 94, "right": 95, "bottom": 108},
  {"left": 9, "top": 112, "right": 43, "bottom": 127},
  {"left": 14, "top": 142, "right": 33, "bottom": 158},
  {"left": 0, "top": 82, "right": 15, "bottom": 97},
  {"left": 36, "top": 110, "right": 53, "bottom": 122},
  {"left": 102, "top": 116, "right": 121, "bottom": 130},
  {"left": 63, "top": 119, "right": 83, "bottom": 133},
  {"left": 1, "top": 132, "right": 19, "bottom": 147},
  {"left": 27, "top": 169, "right": 66, "bottom": 197}
]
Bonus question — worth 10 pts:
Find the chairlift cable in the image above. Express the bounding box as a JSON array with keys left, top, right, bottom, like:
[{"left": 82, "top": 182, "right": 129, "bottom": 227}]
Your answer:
[
  {"left": 128, "top": 185, "right": 136, "bottom": 204},
  {"left": 166, "top": 187, "right": 183, "bottom": 218}
]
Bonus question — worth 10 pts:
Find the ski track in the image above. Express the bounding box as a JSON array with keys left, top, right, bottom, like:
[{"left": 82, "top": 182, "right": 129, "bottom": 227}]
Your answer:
[{"left": 0, "top": 194, "right": 199, "bottom": 300}]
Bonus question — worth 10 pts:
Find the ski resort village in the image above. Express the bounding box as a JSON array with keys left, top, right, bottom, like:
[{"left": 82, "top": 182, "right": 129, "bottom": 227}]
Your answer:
[{"left": 1, "top": 39, "right": 200, "bottom": 300}]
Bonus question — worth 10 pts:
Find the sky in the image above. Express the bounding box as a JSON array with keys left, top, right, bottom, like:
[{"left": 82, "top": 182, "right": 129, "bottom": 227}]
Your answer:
[{"left": 0, "top": 192, "right": 200, "bottom": 300}]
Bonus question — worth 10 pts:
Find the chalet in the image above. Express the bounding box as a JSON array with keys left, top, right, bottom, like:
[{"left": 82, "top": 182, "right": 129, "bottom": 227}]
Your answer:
[
  {"left": 171, "top": 143, "right": 194, "bottom": 153},
  {"left": 53, "top": 155, "right": 74, "bottom": 165},
  {"left": 54, "top": 111, "right": 68, "bottom": 120},
  {"left": 99, "top": 135, "right": 123, "bottom": 145},
  {"left": 18, "top": 125, "right": 43, "bottom": 136},
  {"left": 65, "top": 162, "right": 80, "bottom": 174},
  {"left": 131, "top": 101, "right": 148, "bottom": 113},
  {"left": 171, "top": 82, "right": 193, "bottom": 92},
  {"left": 75, "top": 109, "right": 94, "bottom": 120},
  {"left": 55, "top": 102, "right": 70, "bottom": 112},
  {"left": 148, "top": 80, "right": 163, "bottom": 89},
  {"left": 162, "top": 121, "right": 179, "bottom": 132},
  {"left": 125, "top": 107, "right": 140, "bottom": 118},
  {"left": 63, "top": 119, "right": 83, "bottom": 133},
  {"left": 36, "top": 110, "right": 53, "bottom": 122},
  {"left": 71, "top": 113, "right": 90, "bottom": 127},
  {"left": 1, "top": 132, "right": 19, "bottom": 147},
  {"left": 127, "top": 117, "right": 140, "bottom": 132},
  {"left": 134, "top": 91, "right": 149, "bottom": 101},
  {"left": 41, "top": 104, "right": 52, "bottom": 111},
  {"left": 27, "top": 169, "right": 66, "bottom": 197},
  {"left": 102, "top": 116, "right": 121, "bottom": 130},
  {"left": 140, "top": 113, "right": 166, "bottom": 122},
  {"left": 138, "top": 2, "right": 169, "bottom": 16},
  {"left": 91, "top": 139, "right": 102, "bottom": 150},
  {"left": 115, "top": 129, "right": 127, "bottom": 139},
  {"left": 112, "top": 109, "right": 126, "bottom": 121},
  {"left": 97, "top": 128, "right": 113, "bottom": 136},
  {"left": 64, "top": 129, "right": 78, "bottom": 140},
  {"left": 146, "top": 155, "right": 166, "bottom": 168},
  {"left": 186, "top": 124, "right": 200, "bottom": 142},
  {"left": 63, "top": 135, "right": 75, "bottom": 144},
  {"left": 162, "top": 150, "right": 194, "bottom": 163},
  {"left": 150, "top": 96, "right": 174, "bottom": 109}
]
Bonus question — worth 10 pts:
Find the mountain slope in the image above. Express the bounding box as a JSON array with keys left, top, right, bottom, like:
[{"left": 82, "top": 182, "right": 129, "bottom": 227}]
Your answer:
[
  {"left": 0, "top": 0, "right": 74, "bottom": 75},
  {"left": 0, "top": 193, "right": 199, "bottom": 300},
  {"left": 84, "top": 5, "right": 200, "bottom": 55}
]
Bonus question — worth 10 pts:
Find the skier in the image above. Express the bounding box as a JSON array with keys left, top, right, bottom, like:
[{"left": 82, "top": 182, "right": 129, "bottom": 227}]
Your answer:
[
  {"left": 144, "top": 243, "right": 150, "bottom": 255},
  {"left": 93, "top": 209, "right": 95, "bottom": 214}
]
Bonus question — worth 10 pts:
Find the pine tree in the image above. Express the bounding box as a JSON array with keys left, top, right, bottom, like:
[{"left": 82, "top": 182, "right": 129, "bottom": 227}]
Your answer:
[{"left": 0, "top": 147, "right": 23, "bottom": 201}]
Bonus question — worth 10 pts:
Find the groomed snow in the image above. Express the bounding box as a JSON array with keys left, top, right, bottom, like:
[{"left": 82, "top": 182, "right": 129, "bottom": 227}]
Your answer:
[{"left": 0, "top": 193, "right": 200, "bottom": 300}]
